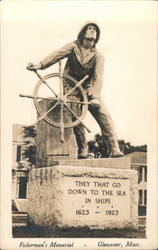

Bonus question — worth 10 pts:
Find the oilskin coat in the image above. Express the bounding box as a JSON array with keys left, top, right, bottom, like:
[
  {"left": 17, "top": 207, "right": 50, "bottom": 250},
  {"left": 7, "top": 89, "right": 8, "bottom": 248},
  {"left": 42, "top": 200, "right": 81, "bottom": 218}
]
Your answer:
[{"left": 40, "top": 22, "right": 104, "bottom": 100}]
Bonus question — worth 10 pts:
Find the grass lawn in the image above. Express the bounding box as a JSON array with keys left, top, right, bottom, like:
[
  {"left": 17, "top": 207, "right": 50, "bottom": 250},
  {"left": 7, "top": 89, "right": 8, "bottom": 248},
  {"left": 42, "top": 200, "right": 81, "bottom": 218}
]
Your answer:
[{"left": 13, "top": 224, "right": 146, "bottom": 238}]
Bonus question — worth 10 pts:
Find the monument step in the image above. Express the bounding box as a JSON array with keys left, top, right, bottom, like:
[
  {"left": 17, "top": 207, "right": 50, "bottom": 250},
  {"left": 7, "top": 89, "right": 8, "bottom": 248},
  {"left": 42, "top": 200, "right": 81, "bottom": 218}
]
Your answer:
[
  {"left": 12, "top": 212, "right": 28, "bottom": 227},
  {"left": 138, "top": 216, "right": 146, "bottom": 231},
  {"left": 58, "top": 157, "right": 131, "bottom": 169},
  {"left": 14, "top": 199, "right": 28, "bottom": 212}
]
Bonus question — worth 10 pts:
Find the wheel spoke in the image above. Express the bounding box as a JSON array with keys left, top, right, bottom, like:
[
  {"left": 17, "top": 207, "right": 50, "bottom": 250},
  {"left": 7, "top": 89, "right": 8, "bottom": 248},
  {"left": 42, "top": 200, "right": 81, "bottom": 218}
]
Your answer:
[
  {"left": 67, "top": 100, "right": 90, "bottom": 105},
  {"left": 35, "top": 71, "right": 58, "bottom": 97},
  {"left": 42, "top": 80, "right": 58, "bottom": 97},
  {"left": 20, "top": 94, "right": 57, "bottom": 101},
  {"left": 65, "top": 75, "right": 88, "bottom": 97},
  {"left": 59, "top": 78, "right": 63, "bottom": 96},
  {"left": 60, "top": 105, "right": 64, "bottom": 142},
  {"left": 35, "top": 102, "right": 58, "bottom": 124},
  {"left": 64, "top": 104, "right": 91, "bottom": 133},
  {"left": 59, "top": 60, "right": 63, "bottom": 96}
]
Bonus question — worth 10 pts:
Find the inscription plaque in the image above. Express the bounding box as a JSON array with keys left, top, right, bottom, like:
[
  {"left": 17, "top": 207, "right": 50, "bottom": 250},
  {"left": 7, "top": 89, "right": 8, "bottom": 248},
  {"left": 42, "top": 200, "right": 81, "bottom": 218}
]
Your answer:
[{"left": 63, "top": 177, "right": 130, "bottom": 223}]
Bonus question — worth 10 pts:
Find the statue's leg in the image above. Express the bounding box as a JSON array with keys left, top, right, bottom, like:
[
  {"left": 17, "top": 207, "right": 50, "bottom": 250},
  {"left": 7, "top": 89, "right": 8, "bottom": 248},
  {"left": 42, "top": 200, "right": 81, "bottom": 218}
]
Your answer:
[
  {"left": 68, "top": 95, "right": 88, "bottom": 158},
  {"left": 88, "top": 101, "right": 123, "bottom": 157},
  {"left": 73, "top": 124, "right": 88, "bottom": 158}
]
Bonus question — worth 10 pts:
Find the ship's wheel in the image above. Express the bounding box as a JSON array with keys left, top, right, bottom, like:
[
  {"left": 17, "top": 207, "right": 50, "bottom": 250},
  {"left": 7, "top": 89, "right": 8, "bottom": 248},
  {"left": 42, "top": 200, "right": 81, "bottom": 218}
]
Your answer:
[{"left": 20, "top": 61, "right": 91, "bottom": 142}]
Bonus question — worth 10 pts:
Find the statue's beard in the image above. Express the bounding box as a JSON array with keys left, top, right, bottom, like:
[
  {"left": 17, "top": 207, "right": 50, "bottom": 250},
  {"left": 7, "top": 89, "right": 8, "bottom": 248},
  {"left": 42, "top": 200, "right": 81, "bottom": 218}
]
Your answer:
[
  {"left": 82, "top": 38, "right": 95, "bottom": 49},
  {"left": 84, "top": 37, "right": 96, "bottom": 42}
]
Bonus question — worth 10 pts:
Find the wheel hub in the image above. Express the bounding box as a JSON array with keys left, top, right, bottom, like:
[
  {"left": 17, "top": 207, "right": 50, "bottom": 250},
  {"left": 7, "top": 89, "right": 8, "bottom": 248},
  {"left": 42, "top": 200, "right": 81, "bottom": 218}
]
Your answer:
[{"left": 57, "top": 95, "right": 67, "bottom": 105}]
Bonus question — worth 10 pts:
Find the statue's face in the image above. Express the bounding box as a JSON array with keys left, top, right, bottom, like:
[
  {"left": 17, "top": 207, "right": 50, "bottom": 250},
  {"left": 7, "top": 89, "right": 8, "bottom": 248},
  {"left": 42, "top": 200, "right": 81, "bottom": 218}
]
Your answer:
[{"left": 84, "top": 25, "right": 97, "bottom": 40}]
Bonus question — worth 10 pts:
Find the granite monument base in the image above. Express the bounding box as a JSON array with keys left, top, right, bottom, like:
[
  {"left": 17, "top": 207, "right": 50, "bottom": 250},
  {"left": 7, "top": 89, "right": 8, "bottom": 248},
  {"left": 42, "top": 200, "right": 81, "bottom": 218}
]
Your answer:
[{"left": 28, "top": 158, "right": 138, "bottom": 230}]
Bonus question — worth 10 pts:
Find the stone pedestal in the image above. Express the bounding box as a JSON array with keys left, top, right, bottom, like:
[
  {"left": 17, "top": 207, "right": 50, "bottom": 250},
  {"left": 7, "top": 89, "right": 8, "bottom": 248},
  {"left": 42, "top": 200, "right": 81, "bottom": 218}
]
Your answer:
[
  {"left": 28, "top": 158, "right": 138, "bottom": 230},
  {"left": 36, "top": 100, "right": 77, "bottom": 168}
]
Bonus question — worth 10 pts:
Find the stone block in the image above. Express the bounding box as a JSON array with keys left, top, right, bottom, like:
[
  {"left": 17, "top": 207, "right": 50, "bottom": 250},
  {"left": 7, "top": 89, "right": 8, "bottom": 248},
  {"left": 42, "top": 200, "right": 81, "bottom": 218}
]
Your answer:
[{"left": 28, "top": 163, "right": 138, "bottom": 230}]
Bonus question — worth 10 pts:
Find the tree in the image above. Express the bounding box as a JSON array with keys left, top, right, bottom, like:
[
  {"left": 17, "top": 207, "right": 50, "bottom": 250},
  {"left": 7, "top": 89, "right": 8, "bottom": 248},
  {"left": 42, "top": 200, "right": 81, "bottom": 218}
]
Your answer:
[
  {"left": 118, "top": 140, "right": 147, "bottom": 154},
  {"left": 88, "top": 133, "right": 111, "bottom": 158},
  {"left": 22, "top": 125, "right": 37, "bottom": 166},
  {"left": 23, "top": 125, "right": 37, "bottom": 139},
  {"left": 87, "top": 134, "right": 147, "bottom": 158},
  {"left": 118, "top": 140, "right": 132, "bottom": 154}
]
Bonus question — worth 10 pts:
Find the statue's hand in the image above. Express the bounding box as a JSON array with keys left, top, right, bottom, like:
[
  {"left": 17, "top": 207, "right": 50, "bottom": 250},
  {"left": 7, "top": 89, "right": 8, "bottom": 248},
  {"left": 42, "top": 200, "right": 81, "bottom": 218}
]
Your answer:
[{"left": 26, "top": 62, "right": 42, "bottom": 71}]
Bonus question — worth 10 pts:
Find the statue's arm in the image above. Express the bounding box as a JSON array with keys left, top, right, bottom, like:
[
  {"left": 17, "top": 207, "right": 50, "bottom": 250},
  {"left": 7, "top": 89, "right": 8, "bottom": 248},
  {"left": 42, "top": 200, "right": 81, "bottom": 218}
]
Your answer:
[
  {"left": 39, "top": 42, "right": 74, "bottom": 69},
  {"left": 90, "top": 52, "right": 104, "bottom": 101}
]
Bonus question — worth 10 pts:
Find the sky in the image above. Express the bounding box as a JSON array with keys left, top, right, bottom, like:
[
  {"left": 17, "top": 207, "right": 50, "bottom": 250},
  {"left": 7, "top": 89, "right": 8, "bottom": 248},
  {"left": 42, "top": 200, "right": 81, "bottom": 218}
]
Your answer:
[{"left": 1, "top": 1, "right": 157, "bottom": 146}]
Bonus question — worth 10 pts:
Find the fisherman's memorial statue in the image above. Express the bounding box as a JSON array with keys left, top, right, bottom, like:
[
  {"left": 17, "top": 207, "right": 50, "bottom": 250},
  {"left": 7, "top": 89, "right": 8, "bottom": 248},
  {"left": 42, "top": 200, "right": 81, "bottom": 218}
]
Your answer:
[{"left": 20, "top": 22, "right": 138, "bottom": 235}]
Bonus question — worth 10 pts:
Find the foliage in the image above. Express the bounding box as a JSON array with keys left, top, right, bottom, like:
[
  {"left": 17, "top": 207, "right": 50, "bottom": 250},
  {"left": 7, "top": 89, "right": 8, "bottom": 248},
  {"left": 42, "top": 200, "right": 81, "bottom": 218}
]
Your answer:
[
  {"left": 23, "top": 125, "right": 37, "bottom": 140},
  {"left": 22, "top": 125, "right": 37, "bottom": 166},
  {"left": 118, "top": 139, "right": 147, "bottom": 154},
  {"left": 87, "top": 133, "right": 111, "bottom": 158},
  {"left": 87, "top": 133, "right": 147, "bottom": 158}
]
